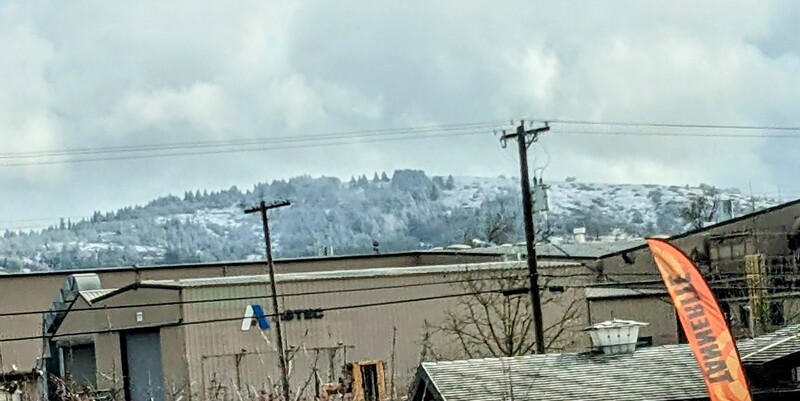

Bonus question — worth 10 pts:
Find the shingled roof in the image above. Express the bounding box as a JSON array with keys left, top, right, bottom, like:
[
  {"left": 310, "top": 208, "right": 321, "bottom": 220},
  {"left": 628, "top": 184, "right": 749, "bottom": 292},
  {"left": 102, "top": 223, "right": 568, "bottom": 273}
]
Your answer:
[
  {"left": 738, "top": 325, "right": 800, "bottom": 366},
  {"left": 413, "top": 325, "right": 800, "bottom": 401}
]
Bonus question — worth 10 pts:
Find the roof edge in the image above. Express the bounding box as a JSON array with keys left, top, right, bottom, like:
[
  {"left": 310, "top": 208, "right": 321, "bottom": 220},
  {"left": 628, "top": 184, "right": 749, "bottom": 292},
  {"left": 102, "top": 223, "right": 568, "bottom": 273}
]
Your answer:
[
  {"left": 0, "top": 250, "right": 506, "bottom": 278},
  {"left": 596, "top": 197, "right": 800, "bottom": 259},
  {"left": 90, "top": 282, "right": 181, "bottom": 303}
]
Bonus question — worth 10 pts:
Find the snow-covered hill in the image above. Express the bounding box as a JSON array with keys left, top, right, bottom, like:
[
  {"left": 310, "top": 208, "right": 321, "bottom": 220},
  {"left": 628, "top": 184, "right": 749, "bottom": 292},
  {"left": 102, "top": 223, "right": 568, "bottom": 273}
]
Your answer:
[{"left": 0, "top": 171, "right": 777, "bottom": 273}]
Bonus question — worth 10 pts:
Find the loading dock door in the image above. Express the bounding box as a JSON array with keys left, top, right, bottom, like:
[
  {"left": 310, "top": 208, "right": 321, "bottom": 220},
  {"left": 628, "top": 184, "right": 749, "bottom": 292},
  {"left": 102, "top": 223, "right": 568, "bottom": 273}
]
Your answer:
[
  {"left": 123, "top": 330, "right": 164, "bottom": 401},
  {"left": 60, "top": 342, "right": 97, "bottom": 388}
]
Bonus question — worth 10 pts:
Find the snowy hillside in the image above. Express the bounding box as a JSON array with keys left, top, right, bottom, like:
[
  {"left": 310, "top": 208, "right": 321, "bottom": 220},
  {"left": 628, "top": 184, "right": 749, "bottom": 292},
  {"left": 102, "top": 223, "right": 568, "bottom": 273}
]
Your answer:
[{"left": 0, "top": 171, "right": 777, "bottom": 273}]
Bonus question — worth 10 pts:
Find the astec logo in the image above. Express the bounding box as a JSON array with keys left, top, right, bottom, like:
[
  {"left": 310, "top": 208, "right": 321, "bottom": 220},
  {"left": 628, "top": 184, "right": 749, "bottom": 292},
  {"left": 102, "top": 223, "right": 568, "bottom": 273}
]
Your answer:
[
  {"left": 241, "top": 305, "right": 271, "bottom": 331},
  {"left": 241, "top": 305, "right": 325, "bottom": 331}
]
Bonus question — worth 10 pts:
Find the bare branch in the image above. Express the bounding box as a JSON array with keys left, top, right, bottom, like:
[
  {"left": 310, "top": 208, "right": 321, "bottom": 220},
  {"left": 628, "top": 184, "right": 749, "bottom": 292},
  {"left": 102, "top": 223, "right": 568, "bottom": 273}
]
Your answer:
[{"left": 432, "top": 266, "right": 582, "bottom": 359}]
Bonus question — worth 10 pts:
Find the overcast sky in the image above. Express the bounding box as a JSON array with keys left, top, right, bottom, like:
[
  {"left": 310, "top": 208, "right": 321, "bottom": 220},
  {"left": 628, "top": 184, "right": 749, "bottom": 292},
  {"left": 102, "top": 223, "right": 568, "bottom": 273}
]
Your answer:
[{"left": 2, "top": 1, "right": 800, "bottom": 227}]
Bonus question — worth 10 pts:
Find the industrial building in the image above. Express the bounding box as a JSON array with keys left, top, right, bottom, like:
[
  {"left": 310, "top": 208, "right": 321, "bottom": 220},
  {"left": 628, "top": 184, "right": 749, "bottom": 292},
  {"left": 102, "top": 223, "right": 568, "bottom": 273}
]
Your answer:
[
  {"left": 0, "top": 250, "right": 509, "bottom": 378},
  {"left": 595, "top": 198, "right": 800, "bottom": 339},
  {"left": 45, "top": 260, "right": 583, "bottom": 401}
]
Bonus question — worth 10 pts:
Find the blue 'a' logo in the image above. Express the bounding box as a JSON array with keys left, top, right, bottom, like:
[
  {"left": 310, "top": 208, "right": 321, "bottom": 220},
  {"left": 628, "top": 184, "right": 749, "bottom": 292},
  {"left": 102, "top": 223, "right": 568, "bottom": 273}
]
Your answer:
[{"left": 241, "top": 304, "right": 271, "bottom": 331}]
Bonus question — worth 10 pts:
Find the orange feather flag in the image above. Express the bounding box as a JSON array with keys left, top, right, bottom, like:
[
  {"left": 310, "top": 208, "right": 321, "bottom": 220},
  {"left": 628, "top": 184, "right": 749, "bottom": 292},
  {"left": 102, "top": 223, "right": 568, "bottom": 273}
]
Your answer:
[{"left": 647, "top": 238, "right": 752, "bottom": 401}]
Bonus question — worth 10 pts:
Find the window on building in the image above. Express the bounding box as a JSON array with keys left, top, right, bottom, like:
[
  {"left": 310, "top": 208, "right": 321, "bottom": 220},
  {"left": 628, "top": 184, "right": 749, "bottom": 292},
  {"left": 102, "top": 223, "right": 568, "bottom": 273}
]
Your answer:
[
  {"left": 770, "top": 301, "right": 785, "bottom": 326},
  {"left": 636, "top": 337, "right": 653, "bottom": 348}
]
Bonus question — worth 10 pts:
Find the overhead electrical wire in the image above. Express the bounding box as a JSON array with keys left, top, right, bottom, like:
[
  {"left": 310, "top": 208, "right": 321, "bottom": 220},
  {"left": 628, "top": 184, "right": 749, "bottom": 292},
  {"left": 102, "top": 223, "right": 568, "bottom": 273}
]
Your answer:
[
  {"left": 0, "top": 121, "right": 503, "bottom": 160},
  {"left": 0, "top": 121, "right": 501, "bottom": 162},
  {"left": 528, "top": 118, "right": 800, "bottom": 132},
  {"left": 1, "top": 266, "right": 797, "bottom": 319},
  {"left": 1, "top": 276, "right": 796, "bottom": 343},
  {"left": 0, "top": 267, "right": 674, "bottom": 318},
  {"left": 4, "top": 118, "right": 800, "bottom": 168},
  {"left": 549, "top": 129, "right": 800, "bottom": 139},
  {"left": 0, "top": 249, "right": 797, "bottom": 341},
  {"left": 0, "top": 272, "right": 532, "bottom": 318},
  {"left": 0, "top": 287, "right": 521, "bottom": 343},
  {"left": 0, "top": 128, "right": 491, "bottom": 168}
]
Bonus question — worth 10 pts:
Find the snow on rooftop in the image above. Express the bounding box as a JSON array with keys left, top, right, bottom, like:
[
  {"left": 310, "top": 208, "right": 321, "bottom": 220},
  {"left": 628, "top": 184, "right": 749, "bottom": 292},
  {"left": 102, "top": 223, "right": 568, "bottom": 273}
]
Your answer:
[{"left": 140, "top": 260, "right": 581, "bottom": 288}]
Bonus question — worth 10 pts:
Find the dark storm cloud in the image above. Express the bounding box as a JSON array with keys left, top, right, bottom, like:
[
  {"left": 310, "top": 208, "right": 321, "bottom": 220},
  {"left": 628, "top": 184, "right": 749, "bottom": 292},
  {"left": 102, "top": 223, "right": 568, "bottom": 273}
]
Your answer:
[{"left": 1, "top": 0, "right": 799, "bottom": 224}]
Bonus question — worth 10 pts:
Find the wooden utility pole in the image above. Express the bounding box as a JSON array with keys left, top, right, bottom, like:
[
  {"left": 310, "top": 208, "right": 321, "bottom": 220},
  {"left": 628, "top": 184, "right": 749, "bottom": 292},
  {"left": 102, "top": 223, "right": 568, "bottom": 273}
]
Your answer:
[
  {"left": 390, "top": 326, "right": 397, "bottom": 401},
  {"left": 245, "top": 200, "right": 292, "bottom": 401},
  {"left": 501, "top": 120, "right": 549, "bottom": 354}
]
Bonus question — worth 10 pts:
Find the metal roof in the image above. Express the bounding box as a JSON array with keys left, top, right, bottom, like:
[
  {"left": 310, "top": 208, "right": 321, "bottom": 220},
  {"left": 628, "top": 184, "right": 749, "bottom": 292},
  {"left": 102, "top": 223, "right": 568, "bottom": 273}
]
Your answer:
[
  {"left": 418, "top": 325, "right": 800, "bottom": 401},
  {"left": 453, "top": 240, "right": 648, "bottom": 259},
  {"left": 78, "top": 289, "right": 116, "bottom": 303},
  {"left": 585, "top": 287, "right": 667, "bottom": 300},
  {"left": 536, "top": 240, "right": 647, "bottom": 258},
  {"left": 0, "top": 249, "right": 506, "bottom": 278},
  {"left": 136, "top": 261, "right": 582, "bottom": 289},
  {"left": 597, "top": 198, "right": 800, "bottom": 259}
]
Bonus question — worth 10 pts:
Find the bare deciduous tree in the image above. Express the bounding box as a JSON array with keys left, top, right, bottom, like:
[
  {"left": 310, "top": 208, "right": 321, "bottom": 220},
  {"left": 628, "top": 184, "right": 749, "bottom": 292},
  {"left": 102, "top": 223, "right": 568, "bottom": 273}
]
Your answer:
[
  {"left": 681, "top": 188, "right": 720, "bottom": 229},
  {"left": 424, "top": 267, "right": 583, "bottom": 359}
]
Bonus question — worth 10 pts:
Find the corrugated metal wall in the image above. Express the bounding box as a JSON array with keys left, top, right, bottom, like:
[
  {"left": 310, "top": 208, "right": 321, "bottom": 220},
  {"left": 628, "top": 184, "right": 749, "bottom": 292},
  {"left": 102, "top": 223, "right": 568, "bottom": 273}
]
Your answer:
[
  {"left": 177, "top": 267, "right": 587, "bottom": 400},
  {"left": 182, "top": 282, "right": 275, "bottom": 400}
]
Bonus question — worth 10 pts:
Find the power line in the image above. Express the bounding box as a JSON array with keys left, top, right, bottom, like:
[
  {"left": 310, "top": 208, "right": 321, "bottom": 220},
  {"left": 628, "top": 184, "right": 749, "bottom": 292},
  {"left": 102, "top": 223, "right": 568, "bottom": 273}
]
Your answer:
[
  {"left": 531, "top": 118, "right": 800, "bottom": 132},
  {"left": 0, "top": 121, "right": 502, "bottom": 160},
  {"left": 0, "top": 259, "right": 796, "bottom": 340},
  {"left": 6, "top": 117, "right": 800, "bottom": 163},
  {"left": 0, "top": 122, "right": 501, "bottom": 168},
  {"left": 550, "top": 129, "right": 800, "bottom": 139},
  {"left": 0, "top": 273, "right": 536, "bottom": 318},
  {"left": 0, "top": 266, "right": 726, "bottom": 319},
  {"left": 0, "top": 128, "right": 491, "bottom": 168},
  {"left": 0, "top": 287, "right": 512, "bottom": 343},
  {"left": 8, "top": 118, "right": 800, "bottom": 169},
  {"left": 6, "top": 277, "right": 798, "bottom": 343}
]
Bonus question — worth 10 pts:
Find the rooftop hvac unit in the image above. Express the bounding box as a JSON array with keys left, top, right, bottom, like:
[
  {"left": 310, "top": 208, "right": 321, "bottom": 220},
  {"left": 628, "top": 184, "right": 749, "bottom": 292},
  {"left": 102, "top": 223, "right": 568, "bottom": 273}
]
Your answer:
[
  {"left": 61, "top": 273, "right": 101, "bottom": 303},
  {"left": 48, "top": 274, "right": 101, "bottom": 336},
  {"left": 68, "top": 273, "right": 102, "bottom": 292},
  {"left": 584, "top": 319, "right": 649, "bottom": 355}
]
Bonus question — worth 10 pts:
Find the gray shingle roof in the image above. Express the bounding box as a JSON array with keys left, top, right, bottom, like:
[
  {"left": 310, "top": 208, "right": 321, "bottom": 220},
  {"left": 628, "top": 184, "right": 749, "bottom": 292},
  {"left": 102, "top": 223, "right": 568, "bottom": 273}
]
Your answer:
[
  {"left": 419, "top": 325, "right": 800, "bottom": 401},
  {"left": 421, "top": 345, "right": 706, "bottom": 401},
  {"left": 738, "top": 324, "right": 800, "bottom": 365}
]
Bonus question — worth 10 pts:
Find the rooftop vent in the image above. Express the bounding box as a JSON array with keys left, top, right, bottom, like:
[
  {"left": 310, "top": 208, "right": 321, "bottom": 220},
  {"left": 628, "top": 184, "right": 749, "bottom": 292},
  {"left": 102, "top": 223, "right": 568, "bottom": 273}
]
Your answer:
[
  {"left": 584, "top": 319, "right": 649, "bottom": 355},
  {"left": 44, "top": 273, "right": 101, "bottom": 335},
  {"left": 573, "top": 227, "right": 587, "bottom": 243}
]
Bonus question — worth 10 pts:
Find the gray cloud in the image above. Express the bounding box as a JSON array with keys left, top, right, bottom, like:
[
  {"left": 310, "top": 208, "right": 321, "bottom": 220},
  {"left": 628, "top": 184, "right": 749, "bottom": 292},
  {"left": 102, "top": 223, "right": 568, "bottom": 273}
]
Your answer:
[{"left": 1, "top": 0, "right": 799, "bottom": 226}]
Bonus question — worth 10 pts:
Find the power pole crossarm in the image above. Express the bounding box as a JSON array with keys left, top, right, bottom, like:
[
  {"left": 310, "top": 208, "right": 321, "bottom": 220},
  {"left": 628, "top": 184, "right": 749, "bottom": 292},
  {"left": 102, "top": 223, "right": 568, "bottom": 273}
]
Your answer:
[
  {"left": 244, "top": 199, "right": 292, "bottom": 401},
  {"left": 501, "top": 120, "right": 549, "bottom": 354}
]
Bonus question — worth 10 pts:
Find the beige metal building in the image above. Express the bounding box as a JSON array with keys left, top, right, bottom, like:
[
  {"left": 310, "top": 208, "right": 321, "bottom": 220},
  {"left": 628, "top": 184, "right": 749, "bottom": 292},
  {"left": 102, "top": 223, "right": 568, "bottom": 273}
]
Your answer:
[
  {"left": 49, "top": 260, "right": 585, "bottom": 401},
  {"left": 0, "top": 251, "right": 507, "bottom": 377}
]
